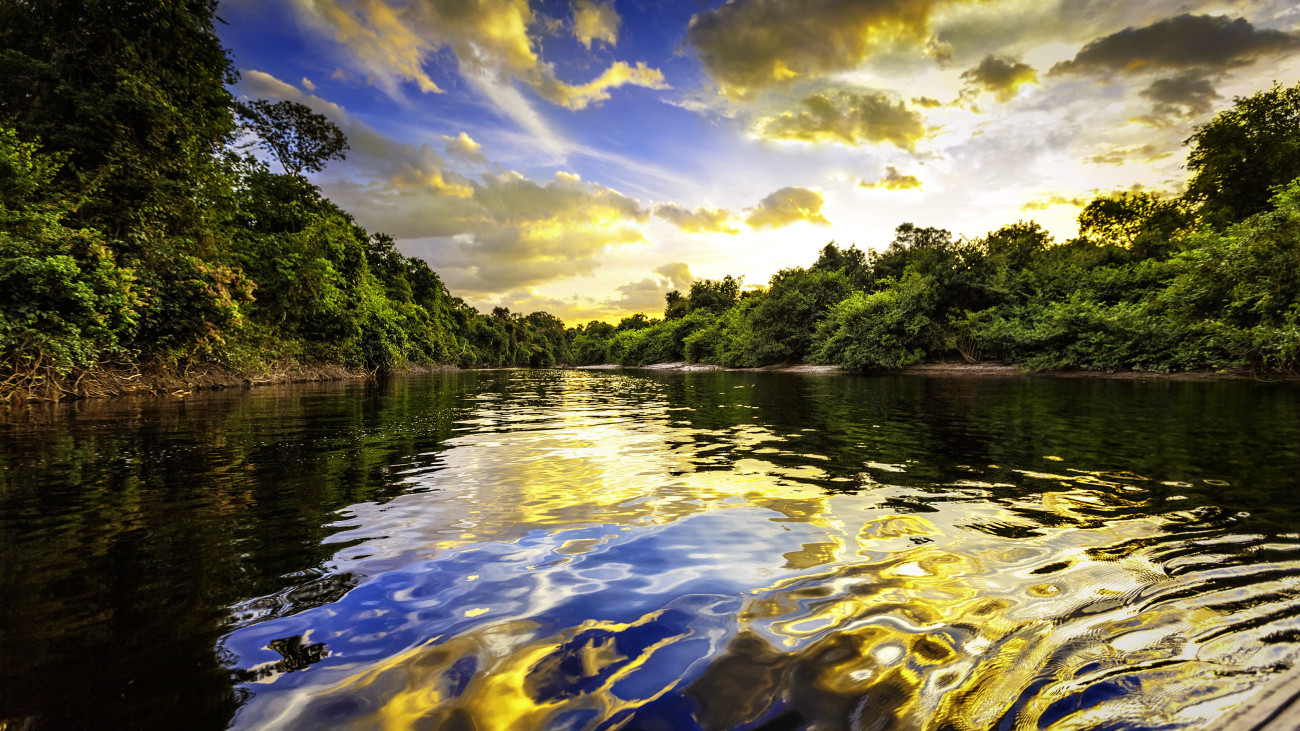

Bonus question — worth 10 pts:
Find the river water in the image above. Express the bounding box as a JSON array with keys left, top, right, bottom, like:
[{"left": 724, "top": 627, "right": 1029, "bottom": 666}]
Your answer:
[{"left": 2, "top": 370, "right": 1300, "bottom": 730}]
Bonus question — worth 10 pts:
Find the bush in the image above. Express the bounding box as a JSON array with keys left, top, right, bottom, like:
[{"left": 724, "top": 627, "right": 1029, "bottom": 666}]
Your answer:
[{"left": 812, "top": 274, "right": 937, "bottom": 369}]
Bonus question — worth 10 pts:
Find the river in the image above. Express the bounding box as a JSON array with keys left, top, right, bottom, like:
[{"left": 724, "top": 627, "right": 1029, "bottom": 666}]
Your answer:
[{"left": 2, "top": 370, "right": 1299, "bottom": 729}]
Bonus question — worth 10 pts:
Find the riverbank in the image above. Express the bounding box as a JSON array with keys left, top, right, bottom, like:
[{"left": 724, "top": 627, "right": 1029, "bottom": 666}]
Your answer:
[
  {"left": 6, "top": 358, "right": 1291, "bottom": 407},
  {"left": 0, "top": 361, "right": 460, "bottom": 405},
  {"left": 576, "top": 361, "right": 1294, "bottom": 381}
]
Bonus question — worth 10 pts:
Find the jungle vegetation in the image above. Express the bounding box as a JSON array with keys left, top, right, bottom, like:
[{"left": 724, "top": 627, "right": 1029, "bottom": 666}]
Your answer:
[{"left": 2, "top": 0, "right": 1298, "bottom": 400}]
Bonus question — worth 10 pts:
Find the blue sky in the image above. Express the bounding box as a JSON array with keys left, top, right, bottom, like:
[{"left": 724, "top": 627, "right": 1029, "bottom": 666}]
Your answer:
[{"left": 217, "top": 0, "right": 1300, "bottom": 322}]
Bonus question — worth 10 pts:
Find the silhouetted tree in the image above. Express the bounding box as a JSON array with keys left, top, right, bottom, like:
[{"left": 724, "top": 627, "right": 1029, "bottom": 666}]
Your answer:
[
  {"left": 1185, "top": 82, "right": 1300, "bottom": 225},
  {"left": 236, "top": 99, "right": 349, "bottom": 177}
]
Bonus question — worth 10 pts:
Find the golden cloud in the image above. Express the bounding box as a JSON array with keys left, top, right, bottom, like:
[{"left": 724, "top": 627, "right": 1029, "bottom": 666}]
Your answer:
[
  {"left": 1021, "top": 194, "right": 1088, "bottom": 211},
  {"left": 487, "top": 289, "right": 605, "bottom": 322},
  {"left": 860, "top": 166, "right": 922, "bottom": 190},
  {"left": 241, "top": 69, "right": 476, "bottom": 197},
  {"left": 686, "top": 0, "right": 964, "bottom": 99},
  {"left": 241, "top": 70, "right": 663, "bottom": 297},
  {"left": 430, "top": 171, "right": 649, "bottom": 293},
  {"left": 651, "top": 204, "right": 741, "bottom": 234},
  {"left": 1084, "top": 144, "right": 1174, "bottom": 166},
  {"left": 533, "top": 61, "right": 669, "bottom": 110},
  {"left": 287, "top": 0, "right": 665, "bottom": 110},
  {"left": 611, "top": 277, "right": 672, "bottom": 314},
  {"left": 960, "top": 54, "right": 1038, "bottom": 102},
  {"left": 572, "top": 0, "right": 620, "bottom": 49},
  {"left": 911, "top": 96, "right": 943, "bottom": 108},
  {"left": 443, "top": 132, "right": 487, "bottom": 164},
  {"left": 654, "top": 262, "right": 696, "bottom": 291},
  {"left": 745, "top": 187, "right": 831, "bottom": 229},
  {"left": 486, "top": 260, "right": 699, "bottom": 325},
  {"left": 754, "top": 90, "right": 926, "bottom": 149}
]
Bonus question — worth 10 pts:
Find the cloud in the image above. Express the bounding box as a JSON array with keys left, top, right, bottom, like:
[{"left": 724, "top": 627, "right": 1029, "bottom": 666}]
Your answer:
[
  {"left": 571, "top": 0, "right": 619, "bottom": 49},
  {"left": 611, "top": 277, "right": 672, "bottom": 314},
  {"left": 443, "top": 132, "right": 487, "bottom": 164},
  {"left": 287, "top": 0, "right": 448, "bottom": 97},
  {"left": 753, "top": 89, "right": 926, "bottom": 148},
  {"left": 1049, "top": 14, "right": 1300, "bottom": 78},
  {"left": 654, "top": 262, "right": 696, "bottom": 291},
  {"left": 911, "top": 95, "right": 943, "bottom": 108},
  {"left": 487, "top": 288, "right": 613, "bottom": 323},
  {"left": 651, "top": 204, "right": 740, "bottom": 234},
  {"left": 532, "top": 61, "right": 668, "bottom": 110},
  {"left": 241, "top": 69, "right": 478, "bottom": 195},
  {"left": 241, "top": 69, "right": 350, "bottom": 119},
  {"left": 960, "top": 54, "right": 1038, "bottom": 102},
  {"left": 745, "top": 186, "right": 831, "bottom": 229},
  {"left": 488, "top": 262, "right": 699, "bottom": 324},
  {"left": 241, "top": 70, "right": 653, "bottom": 295},
  {"left": 1083, "top": 143, "right": 1174, "bottom": 166},
  {"left": 686, "top": 0, "right": 965, "bottom": 99},
  {"left": 1133, "top": 71, "right": 1221, "bottom": 125},
  {"left": 439, "top": 171, "right": 650, "bottom": 292},
  {"left": 301, "top": 77, "right": 317, "bottom": 91},
  {"left": 860, "top": 166, "right": 922, "bottom": 190},
  {"left": 285, "top": 0, "right": 666, "bottom": 116},
  {"left": 1021, "top": 193, "right": 1088, "bottom": 211}
]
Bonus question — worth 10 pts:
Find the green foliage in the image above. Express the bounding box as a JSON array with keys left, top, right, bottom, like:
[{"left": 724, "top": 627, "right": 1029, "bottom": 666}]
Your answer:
[
  {"left": 1159, "top": 180, "right": 1300, "bottom": 370},
  {"left": 687, "top": 275, "right": 742, "bottom": 314},
  {"left": 0, "top": 128, "right": 141, "bottom": 375},
  {"left": 812, "top": 274, "right": 938, "bottom": 369},
  {"left": 684, "top": 299, "right": 764, "bottom": 367},
  {"left": 1185, "top": 82, "right": 1300, "bottom": 226},
  {"left": 961, "top": 300, "right": 1216, "bottom": 372},
  {"left": 0, "top": 0, "right": 238, "bottom": 239},
  {"left": 1078, "top": 192, "right": 1194, "bottom": 257},
  {"left": 746, "top": 266, "right": 852, "bottom": 363},
  {"left": 663, "top": 290, "right": 688, "bottom": 320},
  {"left": 569, "top": 321, "right": 616, "bottom": 365},
  {"left": 615, "top": 313, "right": 654, "bottom": 332}
]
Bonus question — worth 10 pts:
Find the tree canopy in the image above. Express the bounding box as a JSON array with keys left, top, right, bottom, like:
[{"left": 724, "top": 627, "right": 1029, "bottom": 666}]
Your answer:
[
  {"left": 1185, "top": 82, "right": 1300, "bottom": 225},
  {"left": 236, "top": 99, "right": 349, "bottom": 177}
]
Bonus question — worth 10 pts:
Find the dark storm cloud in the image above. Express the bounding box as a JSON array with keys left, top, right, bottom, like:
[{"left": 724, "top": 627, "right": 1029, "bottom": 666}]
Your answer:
[{"left": 1050, "top": 14, "right": 1300, "bottom": 77}]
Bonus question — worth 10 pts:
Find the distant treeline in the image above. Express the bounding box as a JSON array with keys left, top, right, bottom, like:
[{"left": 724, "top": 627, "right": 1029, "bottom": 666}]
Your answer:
[
  {"left": 561, "top": 79, "right": 1300, "bottom": 374},
  {"left": 2, "top": 1, "right": 1298, "bottom": 401}
]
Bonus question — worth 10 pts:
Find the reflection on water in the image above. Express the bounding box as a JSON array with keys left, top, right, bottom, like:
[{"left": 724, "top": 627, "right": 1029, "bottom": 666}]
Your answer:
[{"left": 2, "top": 371, "right": 1300, "bottom": 729}]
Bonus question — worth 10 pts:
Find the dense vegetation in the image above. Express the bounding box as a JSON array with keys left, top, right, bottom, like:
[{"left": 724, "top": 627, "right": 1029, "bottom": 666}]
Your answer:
[
  {"left": 1, "top": 1, "right": 1298, "bottom": 401},
  {"left": 562, "top": 83, "right": 1300, "bottom": 375}
]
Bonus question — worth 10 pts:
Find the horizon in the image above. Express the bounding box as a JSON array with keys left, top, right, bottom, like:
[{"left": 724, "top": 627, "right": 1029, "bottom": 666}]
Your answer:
[{"left": 216, "top": 0, "right": 1300, "bottom": 324}]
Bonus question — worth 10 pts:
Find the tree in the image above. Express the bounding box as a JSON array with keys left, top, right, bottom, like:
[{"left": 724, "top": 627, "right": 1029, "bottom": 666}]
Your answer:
[
  {"left": 0, "top": 0, "right": 238, "bottom": 239},
  {"left": 664, "top": 290, "right": 688, "bottom": 319},
  {"left": 747, "top": 267, "right": 852, "bottom": 362},
  {"left": 687, "top": 275, "right": 742, "bottom": 314},
  {"left": 236, "top": 99, "right": 349, "bottom": 177},
  {"left": 1185, "top": 82, "right": 1300, "bottom": 225},
  {"left": 615, "top": 313, "right": 653, "bottom": 331},
  {"left": 1077, "top": 192, "right": 1193, "bottom": 257},
  {"left": 810, "top": 241, "right": 870, "bottom": 287}
]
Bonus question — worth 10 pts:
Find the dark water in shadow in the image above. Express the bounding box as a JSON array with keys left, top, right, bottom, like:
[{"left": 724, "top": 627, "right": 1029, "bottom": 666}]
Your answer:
[{"left": 2, "top": 370, "right": 1299, "bottom": 730}]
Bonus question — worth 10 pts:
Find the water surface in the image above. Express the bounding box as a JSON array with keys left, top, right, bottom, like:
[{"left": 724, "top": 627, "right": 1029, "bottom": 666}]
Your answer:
[{"left": 2, "top": 370, "right": 1299, "bottom": 729}]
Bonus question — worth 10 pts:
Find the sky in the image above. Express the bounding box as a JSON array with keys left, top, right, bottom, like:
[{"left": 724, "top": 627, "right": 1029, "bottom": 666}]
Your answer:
[{"left": 216, "top": 0, "right": 1300, "bottom": 323}]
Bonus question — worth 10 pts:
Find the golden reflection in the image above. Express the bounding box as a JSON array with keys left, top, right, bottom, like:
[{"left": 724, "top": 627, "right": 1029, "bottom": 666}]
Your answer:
[
  {"left": 222, "top": 374, "right": 1300, "bottom": 730},
  {"left": 274, "top": 611, "right": 697, "bottom": 730}
]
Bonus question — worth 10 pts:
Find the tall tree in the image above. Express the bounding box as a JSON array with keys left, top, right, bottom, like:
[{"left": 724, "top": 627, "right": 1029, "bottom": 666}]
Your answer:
[
  {"left": 1185, "top": 82, "right": 1300, "bottom": 225},
  {"left": 236, "top": 100, "right": 349, "bottom": 177},
  {"left": 0, "top": 0, "right": 238, "bottom": 239}
]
